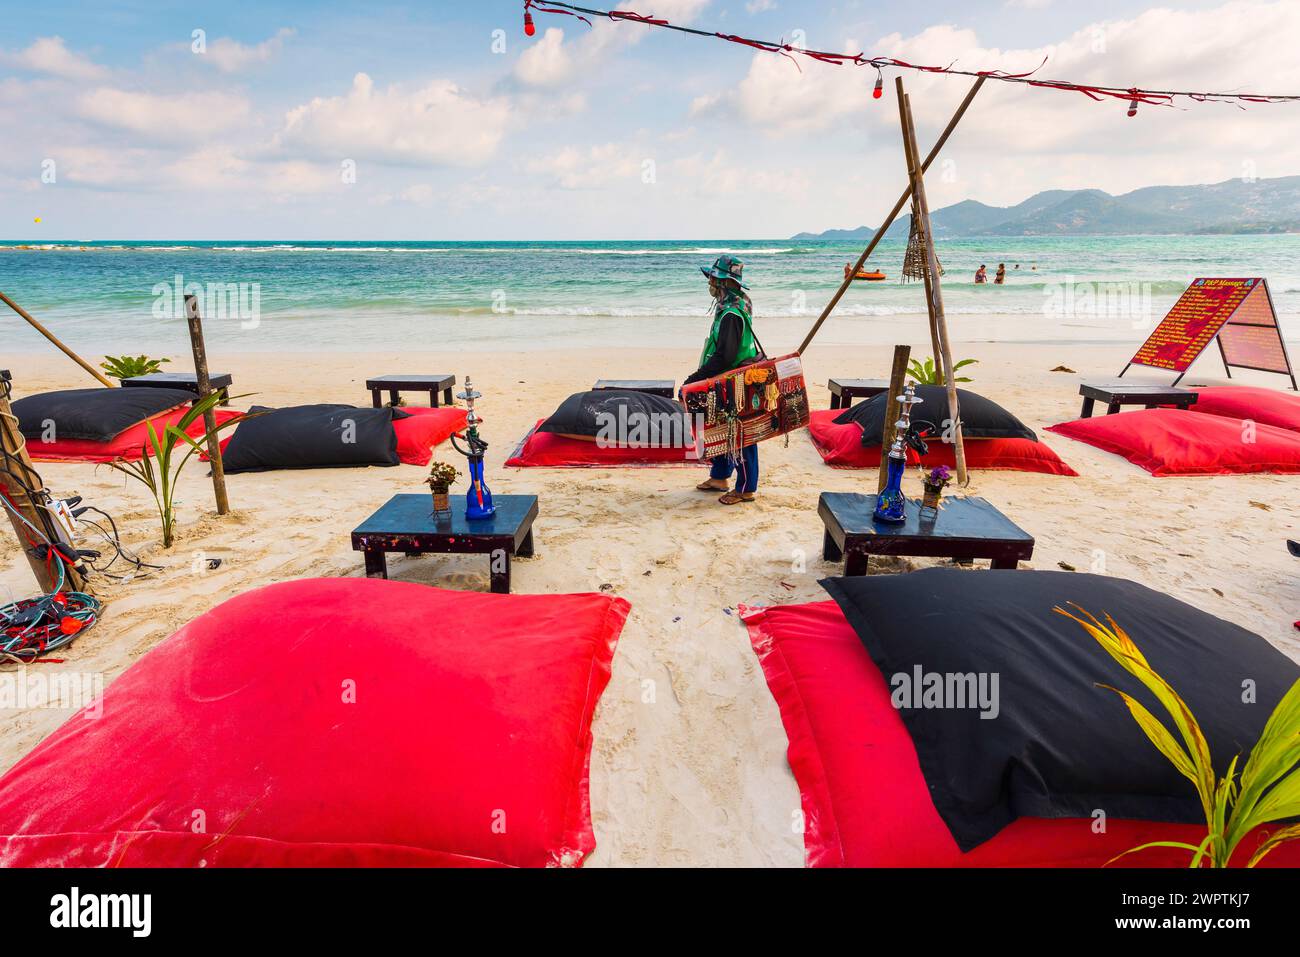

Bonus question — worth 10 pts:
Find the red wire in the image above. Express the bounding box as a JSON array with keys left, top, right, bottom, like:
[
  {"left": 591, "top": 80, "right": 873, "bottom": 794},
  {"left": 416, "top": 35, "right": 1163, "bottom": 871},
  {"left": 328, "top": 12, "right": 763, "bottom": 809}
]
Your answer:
[{"left": 525, "top": 0, "right": 1300, "bottom": 108}]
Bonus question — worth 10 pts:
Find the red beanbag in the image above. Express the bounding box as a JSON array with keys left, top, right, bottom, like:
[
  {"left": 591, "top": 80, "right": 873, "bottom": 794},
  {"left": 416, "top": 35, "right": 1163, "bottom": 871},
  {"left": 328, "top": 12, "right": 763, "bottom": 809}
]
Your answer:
[
  {"left": 1047, "top": 408, "right": 1300, "bottom": 476},
  {"left": 392, "top": 406, "right": 468, "bottom": 466},
  {"left": 1190, "top": 386, "right": 1300, "bottom": 434},
  {"left": 0, "top": 579, "right": 630, "bottom": 868},
  {"left": 24, "top": 407, "right": 242, "bottom": 463},
  {"left": 808, "top": 409, "right": 1077, "bottom": 475},
  {"left": 506, "top": 419, "right": 707, "bottom": 468},
  {"left": 742, "top": 599, "right": 1300, "bottom": 868}
]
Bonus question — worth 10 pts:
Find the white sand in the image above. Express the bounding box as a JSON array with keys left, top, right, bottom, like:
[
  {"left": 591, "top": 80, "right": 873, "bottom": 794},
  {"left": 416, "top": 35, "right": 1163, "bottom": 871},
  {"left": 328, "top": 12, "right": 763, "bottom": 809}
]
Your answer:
[{"left": 2, "top": 339, "right": 1297, "bottom": 867}]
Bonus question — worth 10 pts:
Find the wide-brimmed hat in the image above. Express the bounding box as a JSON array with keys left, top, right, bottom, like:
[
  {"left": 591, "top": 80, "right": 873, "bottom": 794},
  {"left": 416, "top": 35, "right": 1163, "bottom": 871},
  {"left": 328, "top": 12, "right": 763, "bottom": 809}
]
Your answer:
[{"left": 700, "top": 254, "right": 748, "bottom": 290}]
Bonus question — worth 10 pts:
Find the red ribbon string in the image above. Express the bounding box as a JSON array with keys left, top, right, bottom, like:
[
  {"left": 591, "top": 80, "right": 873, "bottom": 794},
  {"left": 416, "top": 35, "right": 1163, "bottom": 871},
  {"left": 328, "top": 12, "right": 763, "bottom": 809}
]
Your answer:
[{"left": 524, "top": 0, "right": 1300, "bottom": 110}]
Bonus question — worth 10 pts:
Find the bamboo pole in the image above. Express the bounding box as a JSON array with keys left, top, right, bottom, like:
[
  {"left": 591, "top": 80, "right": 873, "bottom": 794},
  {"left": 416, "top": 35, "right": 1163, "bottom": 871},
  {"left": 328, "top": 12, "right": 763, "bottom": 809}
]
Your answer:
[
  {"left": 896, "top": 87, "right": 945, "bottom": 383},
  {"left": 183, "top": 295, "right": 230, "bottom": 516},
  {"left": 0, "top": 378, "right": 89, "bottom": 593},
  {"left": 796, "top": 75, "right": 986, "bottom": 356},
  {"left": 898, "top": 86, "right": 968, "bottom": 486},
  {"left": 877, "top": 345, "right": 911, "bottom": 494},
  {"left": 0, "top": 291, "right": 115, "bottom": 388}
]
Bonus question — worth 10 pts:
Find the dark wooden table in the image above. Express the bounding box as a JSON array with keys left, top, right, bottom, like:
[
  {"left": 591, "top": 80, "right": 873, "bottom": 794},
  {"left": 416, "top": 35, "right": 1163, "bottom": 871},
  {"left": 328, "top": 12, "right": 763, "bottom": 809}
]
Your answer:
[
  {"left": 1078, "top": 381, "right": 1197, "bottom": 418},
  {"left": 122, "top": 371, "right": 233, "bottom": 405},
  {"left": 819, "top": 492, "right": 1034, "bottom": 576},
  {"left": 366, "top": 374, "right": 456, "bottom": 408},
  {"left": 593, "top": 379, "right": 676, "bottom": 398},
  {"left": 352, "top": 494, "right": 538, "bottom": 594},
  {"left": 827, "top": 378, "right": 889, "bottom": 409}
]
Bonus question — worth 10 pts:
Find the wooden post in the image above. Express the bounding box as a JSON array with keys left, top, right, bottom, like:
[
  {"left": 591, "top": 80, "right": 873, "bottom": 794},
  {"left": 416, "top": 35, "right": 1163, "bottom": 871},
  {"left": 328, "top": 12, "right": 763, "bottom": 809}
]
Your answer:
[
  {"left": 183, "top": 295, "right": 230, "bottom": 515},
  {"left": 796, "top": 76, "right": 985, "bottom": 356},
  {"left": 877, "top": 345, "right": 912, "bottom": 493},
  {"left": 896, "top": 87, "right": 945, "bottom": 383},
  {"left": 0, "top": 291, "right": 116, "bottom": 388},
  {"left": 898, "top": 84, "right": 968, "bottom": 485},
  {"left": 0, "top": 377, "right": 89, "bottom": 593}
]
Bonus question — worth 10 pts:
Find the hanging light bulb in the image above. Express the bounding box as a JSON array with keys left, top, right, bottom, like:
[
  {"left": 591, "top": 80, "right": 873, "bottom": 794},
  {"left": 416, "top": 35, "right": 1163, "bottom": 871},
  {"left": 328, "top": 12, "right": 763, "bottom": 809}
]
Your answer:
[
  {"left": 524, "top": 10, "right": 536, "bottom": 36},
  {"left": 1127, "top": 89, "right": 1139, "bottom": 117},
  {"left": 873, "top": 70, "right": 884, "bottom": 100}
]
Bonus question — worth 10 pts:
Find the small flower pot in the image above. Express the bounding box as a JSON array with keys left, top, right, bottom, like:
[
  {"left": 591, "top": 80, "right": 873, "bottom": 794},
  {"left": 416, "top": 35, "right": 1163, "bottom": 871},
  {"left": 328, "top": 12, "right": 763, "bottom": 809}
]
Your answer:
[
  {"left": 431, "top": 489, "right": 451, "bottom": 514},
  {"left": 921, "top": 483, "right": 944, "bottom": 511}
]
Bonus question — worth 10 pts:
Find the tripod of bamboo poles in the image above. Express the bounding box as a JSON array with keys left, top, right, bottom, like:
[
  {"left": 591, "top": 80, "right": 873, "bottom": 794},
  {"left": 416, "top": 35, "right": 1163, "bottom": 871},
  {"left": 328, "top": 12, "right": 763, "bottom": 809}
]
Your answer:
[
  {"left": 897, "top": 78, "right": 967, "bottom": 485},
  {"left": 795, "top": 77, "right": 980, "bottom": 485}
]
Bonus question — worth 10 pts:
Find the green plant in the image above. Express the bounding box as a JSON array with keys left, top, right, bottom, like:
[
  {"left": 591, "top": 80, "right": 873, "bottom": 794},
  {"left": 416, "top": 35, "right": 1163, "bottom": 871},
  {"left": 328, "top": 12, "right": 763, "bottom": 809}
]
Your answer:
[
  {"left": 906, "top": 356, "right": 977, "bottom": 386},
  {"left": 108, "top": 391, "right": 248, "bottom": 548},
  {"left": 425, "top": 461, "right": 461, "bottom": 491},
  {"left": 100, "top": 355, "right": 170, "bottom": 381},
  {"left": 1056, "top": 604, "right": 1300, "bottom": 868}
]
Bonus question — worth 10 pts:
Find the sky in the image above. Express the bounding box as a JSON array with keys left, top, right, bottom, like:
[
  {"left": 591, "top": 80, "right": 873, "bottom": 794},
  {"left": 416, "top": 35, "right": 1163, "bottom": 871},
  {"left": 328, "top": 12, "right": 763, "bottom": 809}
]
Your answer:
[{"left": 2, "top": 0, "right": 1298, "bottom": 239}]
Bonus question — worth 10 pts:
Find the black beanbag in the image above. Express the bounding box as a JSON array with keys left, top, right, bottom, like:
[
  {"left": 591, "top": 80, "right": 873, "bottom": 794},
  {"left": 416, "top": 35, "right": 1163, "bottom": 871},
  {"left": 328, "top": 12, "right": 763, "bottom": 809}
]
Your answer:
[
  {"left": 537, "top": 390, "right": 692, "bottom": 446},
  {"left": 12, "top": 387, "right": 196, "bottom": 442},
  {"left": 820, "top": 568, "right": 1299, "bottom": 852},
  {"left": 833, "top": 385, "right": 1037, "bottom": 442},
  {"left": 221, "top": 404, "right": 406, "bottom": 474}
]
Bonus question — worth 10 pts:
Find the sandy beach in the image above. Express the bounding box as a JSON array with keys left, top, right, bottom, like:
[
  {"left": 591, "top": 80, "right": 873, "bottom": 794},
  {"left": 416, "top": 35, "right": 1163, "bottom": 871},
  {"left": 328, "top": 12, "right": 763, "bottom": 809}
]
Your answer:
[{"left": 2, "top": 336, "right": 1296, "bottom": 867}]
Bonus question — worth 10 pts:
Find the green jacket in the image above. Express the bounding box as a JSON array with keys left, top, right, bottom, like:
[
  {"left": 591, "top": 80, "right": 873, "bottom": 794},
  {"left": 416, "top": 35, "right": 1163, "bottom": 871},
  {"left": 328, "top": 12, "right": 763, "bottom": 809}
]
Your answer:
[{"left": 697, "top": 292, "right": 759, "bottom": 373}]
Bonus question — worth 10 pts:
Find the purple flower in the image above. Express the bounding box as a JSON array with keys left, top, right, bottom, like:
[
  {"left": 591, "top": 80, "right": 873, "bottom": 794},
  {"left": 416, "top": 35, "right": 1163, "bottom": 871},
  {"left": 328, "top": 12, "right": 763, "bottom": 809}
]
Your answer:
[{"left": 926, "top": 465, "right": 952, "bottom": 486}]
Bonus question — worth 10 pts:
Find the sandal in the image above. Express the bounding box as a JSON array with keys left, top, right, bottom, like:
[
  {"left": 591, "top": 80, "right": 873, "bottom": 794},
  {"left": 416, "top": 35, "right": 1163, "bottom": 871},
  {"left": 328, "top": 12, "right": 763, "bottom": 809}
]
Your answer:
[
  {"left": 696, "top": 480, "right": 729, "bottom": 492},
  {"left": 718, "top": 491, "right": 755, "bottom": 505}
]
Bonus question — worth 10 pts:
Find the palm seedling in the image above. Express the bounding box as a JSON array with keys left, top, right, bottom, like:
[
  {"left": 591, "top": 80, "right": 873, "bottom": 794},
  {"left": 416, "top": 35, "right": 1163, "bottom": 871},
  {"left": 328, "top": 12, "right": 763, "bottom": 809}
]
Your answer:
[
  {"left": 906, "top": 356, "right": 977, "bottom": 386},
  {"left": 1057, "top": 605, "right": 1300, "bottom": 867},
  {"left": 100, "top": 355, "right": 170, "bottom": 381},
  {"left": 108, "top": 390, "right": 248, "bottom": 548}
]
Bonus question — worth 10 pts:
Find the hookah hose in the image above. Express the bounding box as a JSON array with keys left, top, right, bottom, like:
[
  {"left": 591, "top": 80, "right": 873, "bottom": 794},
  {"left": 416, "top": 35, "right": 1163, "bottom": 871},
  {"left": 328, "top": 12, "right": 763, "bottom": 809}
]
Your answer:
[{"left": 449, "top": 431, "right": 487, "bottom": 509}]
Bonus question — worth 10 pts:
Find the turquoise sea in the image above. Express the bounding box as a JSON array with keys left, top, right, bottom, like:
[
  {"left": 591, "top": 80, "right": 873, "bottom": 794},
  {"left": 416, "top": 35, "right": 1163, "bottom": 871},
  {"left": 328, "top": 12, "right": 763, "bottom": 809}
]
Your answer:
[{"left": 1, "top": 236, "right": 1297, "bottom": 354}]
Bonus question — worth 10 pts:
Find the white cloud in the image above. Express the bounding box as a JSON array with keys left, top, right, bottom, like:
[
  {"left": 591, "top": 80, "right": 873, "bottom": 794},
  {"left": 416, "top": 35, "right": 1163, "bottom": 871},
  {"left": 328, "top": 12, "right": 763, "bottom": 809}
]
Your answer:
[
  {"left": 514, "top": 28, "right": 572, "bottom": 87},
  {"left": 275, "top": 73, "right": 510, "bottom": 167},
  {"left": 525, "top": 142, "right": 648, "bottom": 189},
  {"left": 400, "top": 183, "right": 435, "bottom": 203},
  {"left": 1006, "top": 0, "right": 1052, "bottom": 8},
  {"left": 745, "top": 0, "right": 777, "bottom": 12},
  {"left": 514, "top": 0, "right": 711, "bottom": 88},
  {"left": 1, "top": 37, "right": 106, "bottom": 80},
  {"left": 76, "top": 88, "right": 252, "bottom": 138},
  {"left": 200, "top": 28, "right": 294, "bottom": 73}
]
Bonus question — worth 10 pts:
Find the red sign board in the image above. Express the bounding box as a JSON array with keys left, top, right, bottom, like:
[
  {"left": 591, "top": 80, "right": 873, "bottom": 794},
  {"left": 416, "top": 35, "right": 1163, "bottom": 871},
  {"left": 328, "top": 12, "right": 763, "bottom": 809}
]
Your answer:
[{"left": 1125, "top": 278, "right": 1295, "bottom": 388}]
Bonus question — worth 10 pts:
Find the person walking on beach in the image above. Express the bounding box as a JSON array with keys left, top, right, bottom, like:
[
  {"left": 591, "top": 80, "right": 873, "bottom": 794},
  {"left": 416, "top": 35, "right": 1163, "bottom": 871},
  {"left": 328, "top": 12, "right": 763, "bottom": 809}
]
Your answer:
[
  {"left": 974, "top": 264, "right": 987, "bottom": 284},
  {"left": 994, "top": 263, "right": 1006, "bottom": 285},
  {"left": 686, "top": 254, "right": 762, "bottom": 505}
]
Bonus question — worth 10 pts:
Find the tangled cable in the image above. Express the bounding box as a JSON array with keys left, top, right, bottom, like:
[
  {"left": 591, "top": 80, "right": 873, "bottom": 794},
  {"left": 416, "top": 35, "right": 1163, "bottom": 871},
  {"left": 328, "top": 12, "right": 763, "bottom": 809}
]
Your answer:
[{"left": 0, "top": 496, "right": 101, "bottom": 665}]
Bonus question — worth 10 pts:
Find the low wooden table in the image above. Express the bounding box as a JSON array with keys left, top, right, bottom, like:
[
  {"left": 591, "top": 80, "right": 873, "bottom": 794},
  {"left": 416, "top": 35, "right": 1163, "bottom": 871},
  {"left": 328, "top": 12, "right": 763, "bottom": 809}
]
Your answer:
[
  {"left": 593, "top": 379, "right": 676, "bottom": 398},
  {"left": 122, "top": 371, "right": 233, "bottom": 405},
  {"left": 1078, "top": 381, "right": 1197, "bottom": 418},
  {"left": 352, "top": 494, "right": 538, "bottom": 594},
  {"left": 827, "top": 378, "right": 889, "bottom": 409},
  {"left": 819, "top": 492, "right": 1034, "bottom": 576},
  {"left": 366, "top": 374, "right": 456, "bottom": 409}
]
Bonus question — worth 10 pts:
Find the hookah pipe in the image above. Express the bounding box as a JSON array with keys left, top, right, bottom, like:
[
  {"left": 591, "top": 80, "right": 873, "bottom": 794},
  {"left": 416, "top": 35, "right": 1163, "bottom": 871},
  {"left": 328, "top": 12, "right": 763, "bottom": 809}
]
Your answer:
[
  {"left": 450, "top": 378, "right": 495, "bottom": 519},
  {"left": 872, "top": 383, "right": 924, "bottom": 525}
]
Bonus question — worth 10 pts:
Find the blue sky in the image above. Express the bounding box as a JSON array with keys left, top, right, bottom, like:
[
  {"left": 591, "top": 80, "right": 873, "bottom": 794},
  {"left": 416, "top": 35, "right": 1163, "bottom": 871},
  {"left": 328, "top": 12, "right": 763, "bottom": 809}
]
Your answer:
[{"left": 2, "top": 0, "right": 1297, "bottom": 239}]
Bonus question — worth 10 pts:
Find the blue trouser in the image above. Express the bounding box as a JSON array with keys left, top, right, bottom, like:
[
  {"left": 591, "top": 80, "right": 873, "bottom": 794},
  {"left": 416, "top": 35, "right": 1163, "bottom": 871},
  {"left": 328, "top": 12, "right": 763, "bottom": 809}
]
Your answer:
[{"left": 711, "top": 444, "right": 759, "bottom": 494}]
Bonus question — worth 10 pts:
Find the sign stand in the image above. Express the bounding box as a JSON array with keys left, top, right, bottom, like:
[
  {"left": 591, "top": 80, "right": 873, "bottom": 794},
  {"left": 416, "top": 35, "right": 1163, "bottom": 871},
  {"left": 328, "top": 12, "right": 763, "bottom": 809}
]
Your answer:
[{"left": 1120, "top": 278, "right": 1296, "bottom": 390}]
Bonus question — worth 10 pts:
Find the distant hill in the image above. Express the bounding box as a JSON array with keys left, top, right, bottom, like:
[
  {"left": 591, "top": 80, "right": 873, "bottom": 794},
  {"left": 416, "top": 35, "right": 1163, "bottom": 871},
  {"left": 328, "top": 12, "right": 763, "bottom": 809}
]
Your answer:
[{"left": 792, "top": 175, "right": 1300, "bottom": 239}]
